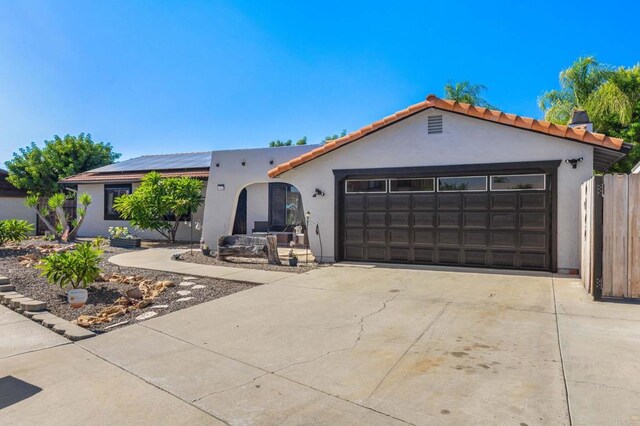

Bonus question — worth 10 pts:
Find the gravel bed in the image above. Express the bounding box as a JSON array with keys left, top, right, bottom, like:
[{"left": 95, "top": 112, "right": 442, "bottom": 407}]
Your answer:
[
  {"left": 0, "top": 238, "right": 255, "bottom": 333},
  {"left": 175, "top": 250, "right": 322, "bottom": 274}
]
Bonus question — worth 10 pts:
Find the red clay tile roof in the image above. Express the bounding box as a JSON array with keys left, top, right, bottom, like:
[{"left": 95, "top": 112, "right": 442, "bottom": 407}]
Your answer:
[
  {"left": 60, "top": 169, "right": 209, "bottom": 184},
  {"left": 268, "top": 94, "right": 625, "bottom": 178}
]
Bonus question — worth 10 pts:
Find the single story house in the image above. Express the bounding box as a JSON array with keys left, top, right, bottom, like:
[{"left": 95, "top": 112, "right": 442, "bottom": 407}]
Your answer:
[
  {"left": 201, "top": 95, "right": 629, "bottom": 273},
  {"left": 0, "top": 168, "right": 36, "bottom": 225},
  {"left": 60, "top": 152, "right": 212, "bottom": 241}
]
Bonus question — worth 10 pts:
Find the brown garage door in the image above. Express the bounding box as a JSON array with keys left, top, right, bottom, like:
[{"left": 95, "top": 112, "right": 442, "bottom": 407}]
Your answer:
[{"left": 340, "top": 173, "right": 552, "bottom": 271}]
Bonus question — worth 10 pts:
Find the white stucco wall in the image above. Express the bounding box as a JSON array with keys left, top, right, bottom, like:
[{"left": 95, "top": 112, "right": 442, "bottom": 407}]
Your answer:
[
  {"left": 0, "top": 197, "right": 37, "bottom": 227},
  {"left": 275, "top": 110, "right": 594, "bottom": 270},
  {"left": 77, "top": 181, "right": 207, "bottom": 242},
  {"left": 201, "top": 145, "right": 318, "bottom": 244}
]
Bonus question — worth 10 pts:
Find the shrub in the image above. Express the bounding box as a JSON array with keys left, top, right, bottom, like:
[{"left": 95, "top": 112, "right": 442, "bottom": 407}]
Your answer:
[
  {"left": 91, "top": 236, "right": 107, "bottom": 248},
  {"left": 0, "top": 219, "right": 34, "bottom": 245},
  {"left": 24, "top": 192, "right": 92, "bottom": 242},
  {"left": 36, "top": 243, "right": 103, "bottom": 290}
]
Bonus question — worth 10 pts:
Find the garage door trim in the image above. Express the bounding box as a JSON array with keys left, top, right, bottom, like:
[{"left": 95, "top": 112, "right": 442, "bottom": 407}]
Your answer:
[{"left": 333, "top": 160, "right": 561, "bottom": 272}]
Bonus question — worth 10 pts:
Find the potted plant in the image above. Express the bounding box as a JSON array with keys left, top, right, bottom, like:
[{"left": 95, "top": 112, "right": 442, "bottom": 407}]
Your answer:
[
  {"left": 108, "top": 226, "right": 141, "bottom": 248},
  {"left": 202, "top": 244, "right": 211, "bottom": 256},
  {"left": 288, "top": 249, "right": 298, "bottom": 267},
  {"left": 36, "top": 243, "right": 103, "bottom": 309}
]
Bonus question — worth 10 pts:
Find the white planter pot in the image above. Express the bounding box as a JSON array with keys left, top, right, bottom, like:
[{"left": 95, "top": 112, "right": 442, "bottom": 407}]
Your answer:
[{"left": 67, "top": 289, "right": 88, "bottom": 309}]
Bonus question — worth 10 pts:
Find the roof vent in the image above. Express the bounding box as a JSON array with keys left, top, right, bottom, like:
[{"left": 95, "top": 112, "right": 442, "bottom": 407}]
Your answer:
[{"left": 427, "top": 115, "right": 443, "bottom": 134}]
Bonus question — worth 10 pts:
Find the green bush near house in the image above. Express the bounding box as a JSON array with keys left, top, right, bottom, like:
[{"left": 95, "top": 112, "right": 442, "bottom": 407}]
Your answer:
[{"left": 0, "top": 219, "right": 34, "bottom": 245}]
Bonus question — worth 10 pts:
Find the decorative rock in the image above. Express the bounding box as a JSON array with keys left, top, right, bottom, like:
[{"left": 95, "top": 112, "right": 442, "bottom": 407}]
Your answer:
[
  {"left": 0, "top": 276, "right": 9, "bottom": 285},
  {"left": 176, "top": 290, "right": 192, "bottom": 296},
  {"left": 150, "top": 304, "right": 169, "bottom": 309},
  {"left": 0, "top": 284, "right": 15, "bottom": 292},
  {"left": 191, "top": 285, "right": 206, "bottom": 289},
  {"left": 135, "top": 311, "right": 158, "bottom": 321},
  {"left": 63, "top": 324, "right": 95, "bottom": 341},
  {"left": 104, "top": 320, "right": 129, "bottom": 330},
  {"left": 175, "top": 297, "right": 194, "bottom": 302},
  {"left": 125, "top": 288, "right": 143, "bottom": 299},
  {"left": 179, "top": 281, "right": 195, "bottom": 287},
  {"left": 20, "top": 300, "right": 47, "bottom": 312},
  {"left": 182, "top": 277, "right": 198, "bottom": 281}
]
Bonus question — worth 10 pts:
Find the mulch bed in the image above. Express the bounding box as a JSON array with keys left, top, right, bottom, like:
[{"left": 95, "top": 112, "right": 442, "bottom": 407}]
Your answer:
[
  {"left": 0, "top": 238, "right": 255, "bottom": 333},
  {"left": 175, "top": 250, "right": 322, "bottom": 274}
]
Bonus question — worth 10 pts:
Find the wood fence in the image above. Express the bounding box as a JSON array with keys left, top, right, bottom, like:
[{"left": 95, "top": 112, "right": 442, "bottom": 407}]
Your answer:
[{"left": 581, "top": 174, "right": 640, "bottom": 299}]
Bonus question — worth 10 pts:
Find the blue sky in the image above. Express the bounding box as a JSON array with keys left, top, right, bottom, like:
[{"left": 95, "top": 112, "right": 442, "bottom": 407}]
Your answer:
[{"left": 1, "top": 0, "right": 638, "bottom": 164}]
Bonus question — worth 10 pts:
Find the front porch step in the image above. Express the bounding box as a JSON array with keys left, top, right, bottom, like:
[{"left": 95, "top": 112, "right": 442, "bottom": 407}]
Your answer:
[
  {"left": 0, "top": 276, "right": 9, "bottom": 285},
  {"left": 0, "top": 284, "right": 15, "bottom": 292}
]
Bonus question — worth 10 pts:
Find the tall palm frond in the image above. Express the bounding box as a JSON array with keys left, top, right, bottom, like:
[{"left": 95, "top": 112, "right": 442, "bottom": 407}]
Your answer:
[{"left": 444, "top": 81, "right": 496, "bottom": 109}]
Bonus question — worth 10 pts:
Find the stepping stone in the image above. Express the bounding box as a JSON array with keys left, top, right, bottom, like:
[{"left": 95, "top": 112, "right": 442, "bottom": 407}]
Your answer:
[
  {"left": 0, "top": 284, "right": 15, "bottom": 292},
  {"left": 176, "top": 290, "right": 191, "bottom": 296},
  {"left": 0, "top": 291, "right": 18, "bottom": 302},
  {"left": 191, "top": 285, "right": 206, "bottom": 289},
  {"left": 150, "top": 304, "right": 169, "bottom": 309},
  {"left": 0, "top": 276, "right": 9, "bottom": 285},
  {"left": 179, "top": 281, "right": 196, "bottom": 287},
  {"left": 42, "top": 315, "right": 68, "bottom": 329},
  {"left": 20, "top": 300, "right": 47, "bottom": 312},
  {"left": 182, "top": 276, "right": 198, "bottom": 281},
  {"left": 63, "top": 324, "right": 95, "bottom": 341},
  {"left": 52, "top": 320, "right": 74, "bottom": 335},
  {"left": 104, "top": 320, "right": 129, "bottom": 331},
  {"left": 11, "top": 297, "right": 33, "bottom": 309},
  {"left": 3, "top": 293, "right": 25, "bottom": 306},
  {"left": 32, "top": 312, "right": 57, "bottom": 323},
  {"left": 175, "top": 297, "right": 193, "bottom": 303},
  {"left": 135, "top": 311, "right": 157, "bottom": 321}
]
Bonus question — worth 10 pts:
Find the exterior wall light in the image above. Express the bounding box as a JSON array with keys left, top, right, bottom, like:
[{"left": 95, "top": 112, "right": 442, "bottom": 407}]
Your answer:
[
  {"left": 217, "top": 184, "right": 225, "bottom": 191},
  {"left": 312, "top": 188, "right": 325, "bottom": 197},
  {"left": 241, "top": 160, "right": 246, "bottom": 166},
  {"left": 215, "top": 162, "right": 220, "bottom": 167},
  {"left": 565, "top": 158, "right": 583, "bottom": 169}
]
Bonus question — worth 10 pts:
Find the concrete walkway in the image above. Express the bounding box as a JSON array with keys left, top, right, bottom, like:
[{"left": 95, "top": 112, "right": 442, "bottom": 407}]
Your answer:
[
  {"left": 0, "top": 305, "right": 217, "bottom": 424},
  {"left": 3, "top": 265, "right": 640, "bottom": 424},
  {"left": 109, "top": 248, "right": 297, "bottom": 284}
]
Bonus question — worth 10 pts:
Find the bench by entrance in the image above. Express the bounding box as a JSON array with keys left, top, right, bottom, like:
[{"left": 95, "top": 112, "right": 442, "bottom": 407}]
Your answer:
[{"left": 217, "top": 235, "right": 282, "bottom": 265}]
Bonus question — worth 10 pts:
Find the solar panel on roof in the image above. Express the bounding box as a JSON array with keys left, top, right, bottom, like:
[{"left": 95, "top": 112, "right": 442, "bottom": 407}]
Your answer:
[{"left": 91, "top": 152, "right": 212, "bottom": 173}]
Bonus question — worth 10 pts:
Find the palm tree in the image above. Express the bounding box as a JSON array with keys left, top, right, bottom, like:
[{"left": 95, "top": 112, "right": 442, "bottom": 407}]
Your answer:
[
  {"left": 443, "top": 81, "right": 496, "bottom": 109},
  {"left": 538, "top": 56, "right": 633, "bottom": 126}
]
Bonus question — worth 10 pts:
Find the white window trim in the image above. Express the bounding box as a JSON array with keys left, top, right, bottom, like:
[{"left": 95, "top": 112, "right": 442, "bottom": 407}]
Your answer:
[
  {"left": 388, "top": 178, "right": 435, "bottom": 193},
  {"left": 489, "top": 173, "right": 546, "bottom": 191},
  {"left": 437, "top": 176, "right": 487, "bottom": 192},
  {"left": 345, "top": 179, "right": 387, "bottom": 194}
]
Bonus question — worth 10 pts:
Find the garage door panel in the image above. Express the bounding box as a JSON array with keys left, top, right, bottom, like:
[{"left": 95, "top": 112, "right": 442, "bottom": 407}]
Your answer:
[
  {"left": 463, "top": 194, "right": 489, "bottom": 209},
  {"left": 492, "top": 232, "right": 516, "bottom": 249},
  {"left": 438, "top": 230, "right": 460, "bottom": 246},
  {"left": 439, "top": 249, "right": 460, "bottom": 264},
  {"left": 413, "top": 229, "right": 434, "bottom": 245},
  {"left": 520, "top": 253, "right": 547, "bottom": 269},
  {"left": 438, "top": 194, "right": 462, "bottom": 210},
  {"left": 345, "top": 229, "right": 364, "bottom": 243},
  {"left": 345, "top": 195, "right": 365, "bottom": 210},
  {"left": 389, "top": 229, "right": 410, "bottom": 244},
  {"left": 520, "top": 193, "right": 546, "bottom": 210},
  {"left": 413, "top": 212, "right": 434, "bottom": 228},
  {"left": 491, "top": 213, "right": 517, "bottom": 229},
  {"left": 520, "top": 213, "right": 546, "bottom": 229},
  {"left": 367, "top": 246, "right": 386, "bottom": 261},
  {"left": 345, "top": 246, "right": 365, "bottom": 260},
  {"left": 520, "top": 232, "right": 547, "bottom": 250},
  {"left": 412, "top": 194, "right": 435, "bottom": 210},
  {"left": 366, "top": 213, "right": 386, "bottom": 227},
  {"left": 366, "top": 229, "right": 386, "bottom": 243},
  {"left": 389, "top": 195, "right": 411, "bottom": 210},
  {"left": 491, "top": 194, "right": 517, "bottom": 210},
  {"left": 414, "top": 248, "right": 434, "bottom": 263},
  {"left": 390, "top": 247, "right": 410, "bottom": 262},
  {"left": 390, "top": 213, "right": 410, "bottom": 227},
  {"left": 345, "top": 212, "right": 364, "bottom": 227},
  {"left": 492, "top": 252, "right": 516, "bottom": 268},
  {"left": 366, "top": 195, "right": 387, "bottom": 210},
  {"left": 438, "top": 212, "right": 460, "bottom": 228},
  {"left": 464, "top": 213, "right": 488, "bottom": 228},
  {"left": 464, "top": 250, "right": 488, "bottom": 265},
  {"left": 464, "top": 231, "right": 488, "bottom": 247}
]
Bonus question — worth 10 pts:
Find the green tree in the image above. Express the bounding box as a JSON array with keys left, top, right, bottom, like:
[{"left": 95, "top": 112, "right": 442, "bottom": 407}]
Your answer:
[
  {"left": 538, "top": 57, "right": 640, "bottom": 172},
  {"left": 443, "top": 81, "right": 496, "bottom": 108},
  {"left": 4, "top": 133, "right": 120, "bottom": 196},
  {"left": 322, "top": 130, "right": 347, "bottom": 143},
  {"left": 25, "top": 192, "right": 92, "bottom": 241},
  {"left": 269, "top": 136, "right": 307, "bottom": 147},
  {"left": 113, "top": 172, "right": 204, "bottom": 242}
]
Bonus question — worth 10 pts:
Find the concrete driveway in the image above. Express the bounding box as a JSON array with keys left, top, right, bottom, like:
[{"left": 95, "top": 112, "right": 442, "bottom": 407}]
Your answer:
[{"left": 3, "top": 264, "right": 640, "bottom": 425}]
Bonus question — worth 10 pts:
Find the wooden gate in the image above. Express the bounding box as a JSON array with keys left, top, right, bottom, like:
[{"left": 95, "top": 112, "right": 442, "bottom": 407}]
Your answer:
[{"left": 581, "top": 174, "right": 640, "bottom": 299}]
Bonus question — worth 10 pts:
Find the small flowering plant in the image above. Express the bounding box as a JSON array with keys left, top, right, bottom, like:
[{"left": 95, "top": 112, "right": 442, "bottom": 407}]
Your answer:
[{"left": 108, "top": 226, "right": 135, "bottom": 239}]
